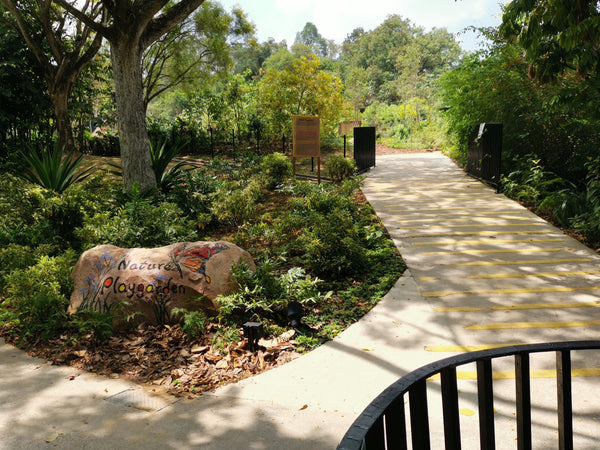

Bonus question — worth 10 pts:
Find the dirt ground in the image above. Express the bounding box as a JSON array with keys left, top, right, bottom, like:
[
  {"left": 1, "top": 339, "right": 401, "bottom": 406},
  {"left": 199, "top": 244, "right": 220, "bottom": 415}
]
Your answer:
[{"left": 375, "top": 144, "right": 433, "bottom": 155}]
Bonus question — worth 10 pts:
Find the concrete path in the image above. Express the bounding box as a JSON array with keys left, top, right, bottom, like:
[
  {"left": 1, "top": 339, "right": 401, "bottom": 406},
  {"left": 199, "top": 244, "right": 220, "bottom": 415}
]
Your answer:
[{"left": 2, "top": 152, "right": 600, "bottom": 449}]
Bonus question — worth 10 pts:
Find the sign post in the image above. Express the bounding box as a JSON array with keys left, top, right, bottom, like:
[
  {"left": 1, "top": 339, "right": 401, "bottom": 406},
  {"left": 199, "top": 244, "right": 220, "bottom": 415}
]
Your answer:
[{"left": 293, "top": 115, "right": 321, "bottom": 183}]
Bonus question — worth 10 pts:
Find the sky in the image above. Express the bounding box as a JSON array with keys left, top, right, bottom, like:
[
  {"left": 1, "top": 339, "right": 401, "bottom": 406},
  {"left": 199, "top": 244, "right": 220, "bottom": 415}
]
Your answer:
[{"left": 216, "top": 0, "right": 507, "bottom": 52}]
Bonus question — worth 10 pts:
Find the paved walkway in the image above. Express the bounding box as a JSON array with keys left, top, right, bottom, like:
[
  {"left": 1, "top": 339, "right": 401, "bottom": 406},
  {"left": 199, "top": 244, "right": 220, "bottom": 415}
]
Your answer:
[{"left": 2, "top": 152, "right": 600, "bottom": 448}]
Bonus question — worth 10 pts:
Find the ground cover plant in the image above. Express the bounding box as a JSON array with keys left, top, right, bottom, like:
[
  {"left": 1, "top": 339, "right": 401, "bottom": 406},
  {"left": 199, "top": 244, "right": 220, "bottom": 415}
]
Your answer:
[{"left": 0, "top": 148, "right": 405, "bottom": 396}]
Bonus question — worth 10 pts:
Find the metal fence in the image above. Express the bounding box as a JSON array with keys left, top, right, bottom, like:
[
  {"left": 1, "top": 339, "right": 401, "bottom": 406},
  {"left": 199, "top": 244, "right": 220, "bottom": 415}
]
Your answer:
[
  {"left": 466, "top": 123, "right": 503, "bottom": 190},
  {"left": 337, "top": 341, "right": 600, "bottom": 450}
]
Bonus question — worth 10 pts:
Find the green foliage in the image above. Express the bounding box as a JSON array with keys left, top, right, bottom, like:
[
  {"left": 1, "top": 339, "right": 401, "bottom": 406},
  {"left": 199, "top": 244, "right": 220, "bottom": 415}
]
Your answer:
[
  {"left": 211, "top": 326, "right": 240, "bottom": 352},
  {"left": 284, "top": 180, "right": 368, "bottom": 279},
  {"left": 218, "top": 261, "right": 330, "bottom": 321},
  {"left": 565, "top": 158, "right": 600, "bottom": 246},
  {"left": 339, "top": 15, "right": 460, "bottom": 106},
  {"left": 1, "top": 250, "right": 77, "bottom": 342},
  {"left": 0, "top": 244, "right": 56, "bottom": 292},
  {"left": 14, "top": 293, "right": 70, "bottom": 342},
  {"left": 3, "top": 251, "right": 77, "bottom": 302},
  {"left": 149, "top": 139, "right": 192, "bottom": 193},
  {"left": 70, "top": 310, "right": 114, "bottom": 343},
  {"left": 256, "top": 54, "right": 346, "bottom": 136},
  {"left": 211, "top": 178, "right": 262, "bottom": 227},
  {"left": 439, "top": 38, "right": 600, "bottom": 180},
  {"left": 77, "top": 186, "right": 197, "bottom": 248},
  {"left": 501, "top": 0, "right": 600, "bottom": 83},
  {"left": 299, "top": 207, "right": 367, "bottom": 279},
  {"left": 0, "top": 21, "right": 53, "bottom": 152},
  {"left": 0, "top": 171, "right": 120, "bottom": 251},
  {"left": 167, "top": 169, "right": 217, "bottom": 222},
  {"left": 326, "top": 155, "right": 356, "bottom": 182},
  {"left": 501, "top": 157, "right": 567, "bottom": 207},
  {"left": 260, "top": 153, "right": 292, "bottom": 190},
  {"left": 294, "top": 22, "right": 330, "bottom": 57},
  {"left": 18, "top": 143, "right": 95, "bottom": 194},
  {"left": 171, "top": 307, "right": 206, "bottom": 339}
]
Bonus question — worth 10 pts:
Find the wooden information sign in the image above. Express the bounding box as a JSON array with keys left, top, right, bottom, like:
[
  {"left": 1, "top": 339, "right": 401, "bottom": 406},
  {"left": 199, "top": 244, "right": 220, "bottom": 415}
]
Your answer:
[{"left": 292, "top": 115, "right": 321, "bottom": 182}]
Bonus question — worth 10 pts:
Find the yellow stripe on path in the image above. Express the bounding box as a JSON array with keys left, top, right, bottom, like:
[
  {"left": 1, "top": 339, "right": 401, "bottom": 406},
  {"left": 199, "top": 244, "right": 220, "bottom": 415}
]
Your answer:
[
  {"left": 404, "top": 230, "right": 550, "bottom": 238},
  {"left": 396, "top": 216, "right": 535, "bottom": 224},
  {"left": 421, "top": 248, "right": 564, "bottom": 256},
  {"left": 389, "top": 206, "right": 523, "bottom": 213},
  {"left": 428, "top": 368, "right": 600, "bottom": 381},
  {"left": 465, "top": 320, "right": 600, "bottom": 330},
  {"left": 402, "top": 223, "right": 544, "bottom": 230},
  {"left": 454, "top": 258, "right": 592, "bottom": 267},
  {"left": 412, "top": 238, "right": 563, "bottom": 246},
  {"left": 425, "top": 343, "right": 525, "bottom": 352},
  {"left": 434, "top": 301, "right": 600, "bottom": 313},
  {"left": 423, "top": 285, "right": 600, "bottom": 298},
  {"left": 467, "top": 270, "right": 600, "bottom": 279}
]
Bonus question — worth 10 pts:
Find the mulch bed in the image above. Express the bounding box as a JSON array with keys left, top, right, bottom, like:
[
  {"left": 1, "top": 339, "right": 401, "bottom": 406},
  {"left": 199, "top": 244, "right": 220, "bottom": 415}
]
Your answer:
[{"left": 1, "top": 323, "right": 301, "bottom": 398}]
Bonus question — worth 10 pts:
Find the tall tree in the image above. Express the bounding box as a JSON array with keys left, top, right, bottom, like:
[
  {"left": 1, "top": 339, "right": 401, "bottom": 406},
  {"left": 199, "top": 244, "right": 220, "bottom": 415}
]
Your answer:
[
  {"left": 257, "top": 54, "right": 346, "bottom": 136},
  {"left": 0, "top": 0, "right": 106, "bottom": 150},
  {"left": 294, "top": 22, "right": 328, "bottom": 57},
  {"left": 55, "top": 0, "right": 206, "bottom": 191},
  {"left": 501, "top": 0, "right": 600, "bottom": 82},
  {"left": 143, "top": 2, "right": 253, "bottom": 110}
]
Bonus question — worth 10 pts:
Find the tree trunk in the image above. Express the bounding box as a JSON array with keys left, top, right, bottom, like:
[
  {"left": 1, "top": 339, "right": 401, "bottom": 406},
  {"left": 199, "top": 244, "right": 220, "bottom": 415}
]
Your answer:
[
  {"left": 48, "top": 80, "right": 75, "bottom": 151},
  {"left": 111, "top": 41, "right": 157, "bottom": 192}
]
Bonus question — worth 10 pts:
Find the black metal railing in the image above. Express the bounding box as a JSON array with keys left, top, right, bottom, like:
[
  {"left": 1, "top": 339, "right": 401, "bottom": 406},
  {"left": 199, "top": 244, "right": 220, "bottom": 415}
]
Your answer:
[
  {"left": 466, "top": 123, "right": 502, "bottom": 190},
  {"left": 337, "top": 341, "right": 600, "bottom": 450}
]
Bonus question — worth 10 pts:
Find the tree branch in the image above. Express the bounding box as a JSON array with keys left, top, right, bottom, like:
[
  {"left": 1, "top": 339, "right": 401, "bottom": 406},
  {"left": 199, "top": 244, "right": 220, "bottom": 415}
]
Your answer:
[
  {"left": 51, "top": 0, "right": 111, "bottom": 39},
  {"left": 141, "top": 0, "right": 205, "bottom": 50}
]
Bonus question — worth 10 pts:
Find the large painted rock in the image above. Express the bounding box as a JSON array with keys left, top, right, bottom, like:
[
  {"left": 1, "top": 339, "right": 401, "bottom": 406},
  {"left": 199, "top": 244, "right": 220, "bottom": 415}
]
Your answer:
[{"left": 68, "top": 241, "right": 255, "bottom": 326}]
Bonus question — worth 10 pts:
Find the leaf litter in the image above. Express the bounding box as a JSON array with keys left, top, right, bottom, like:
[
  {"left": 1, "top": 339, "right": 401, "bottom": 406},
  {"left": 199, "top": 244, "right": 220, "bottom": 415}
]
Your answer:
[{"left": 2, "top": 323, "right": 301, "bottom": 398}]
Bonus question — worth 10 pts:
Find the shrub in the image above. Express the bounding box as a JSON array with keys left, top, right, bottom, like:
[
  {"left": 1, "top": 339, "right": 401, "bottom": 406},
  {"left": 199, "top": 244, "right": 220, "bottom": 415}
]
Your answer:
[
  {"left": 18, "top": 143, "right": 95, "bottom": 193},
  {"left": 0, "top": 244, "right": 57, "bottom": 295},
  {"left": 167, "top": 170, "right": 218, "bottom": 221},
  {"left": 326, "top": 155, "right": 356, "bottom": 182},
  {"left": 2, "top": 251, "right": 77, "bottom": 342},
  {"left": 15, "top": 293, "right": 70, "bottom": 342},
  {"left": 77, "top": 189, "right": 197, "bottom": 248},
  {"left": 260, "top": 153, "right": 292, "bottom": 190},
  {"left": 299, "top": 207, "right": 367, "bottom": 279},
  {"left": 211, "top": 178, "right": 262, "bottom": 227},
  {"left": 3, "top": 250, "right": 77, "bottom": 302},
  {"left": 0, "top": 174, "right": 104, "bottom": 250},
  {"left": 217, "top": 261, "right": 330, "bottom": 321},
  {"left": 501, "top": 157, "right": 566, "bottom": 207}
]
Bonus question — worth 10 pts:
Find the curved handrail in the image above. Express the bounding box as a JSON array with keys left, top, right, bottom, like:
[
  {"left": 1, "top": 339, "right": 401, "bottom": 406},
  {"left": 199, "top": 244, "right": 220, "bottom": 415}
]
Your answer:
[{"left": 338, "top": 340, "right": 600, "bottom": 450}]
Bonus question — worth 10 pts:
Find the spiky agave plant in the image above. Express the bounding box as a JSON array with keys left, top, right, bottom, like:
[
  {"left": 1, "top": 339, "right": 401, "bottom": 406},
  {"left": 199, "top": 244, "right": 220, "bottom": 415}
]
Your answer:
[{"left": 19, "top": 143, "right": 94, "bottom": 193}]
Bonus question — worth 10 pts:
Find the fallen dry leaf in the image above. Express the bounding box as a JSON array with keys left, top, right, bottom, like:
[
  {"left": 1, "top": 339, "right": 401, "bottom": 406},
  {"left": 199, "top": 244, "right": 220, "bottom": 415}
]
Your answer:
[{"left": 46, "top": 433, "right": 59, "bottom": 443}]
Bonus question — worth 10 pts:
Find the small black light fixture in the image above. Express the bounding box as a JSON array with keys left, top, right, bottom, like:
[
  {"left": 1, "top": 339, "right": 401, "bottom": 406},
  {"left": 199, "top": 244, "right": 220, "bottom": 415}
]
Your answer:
[
  {"left": 287, "top": 301, "right": 304, "bottom": 329},
  {"left": 243, "top": 321, "right": 264, "bottom": 352}
]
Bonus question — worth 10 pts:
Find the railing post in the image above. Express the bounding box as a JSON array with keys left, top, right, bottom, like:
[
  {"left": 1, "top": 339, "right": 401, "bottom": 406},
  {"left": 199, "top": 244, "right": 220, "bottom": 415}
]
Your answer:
[
  {"left": 515, "top": 353, "right": 532, "bottom": 450},
  {"left": 556, "top": 350, "right": 573, "bottom": 450},
  {"left": 409, "top": 379, "right": 431, "bottom": 450},
  {"left": 476, "top": 358, "right": 496, "bottom": 449},
  {"left": 385, "top": 396, "right": 408, "bottom": 450},
  {"left": 365, "top": 415, "right": 385, "bottom": 449},
  {"left": 441, "top": 367, "right": 461, "bottom": 450}
]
